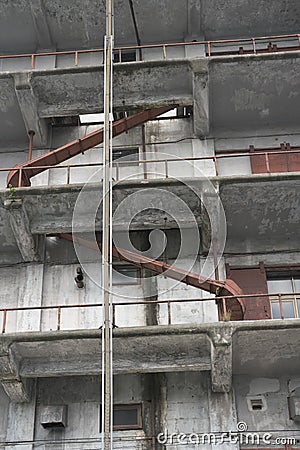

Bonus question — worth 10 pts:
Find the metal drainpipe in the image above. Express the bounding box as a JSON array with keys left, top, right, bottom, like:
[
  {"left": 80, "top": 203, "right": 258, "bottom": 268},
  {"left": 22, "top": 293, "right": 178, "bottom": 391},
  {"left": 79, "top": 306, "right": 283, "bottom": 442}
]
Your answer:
[
  {"left": 213, "top": 238, "right": 222, "bottom": 320},
  {"left": 128, "top": 0, "right": 143, "bottom": 60},
  {"left": 28, "top": 130, "right": 35, "bottom": 161},
  {"left": 141, "top": 124, "right": 148, "bottom": 179},
  {"left": 102, "top": 0, "right": 114, "bottom": 449}
]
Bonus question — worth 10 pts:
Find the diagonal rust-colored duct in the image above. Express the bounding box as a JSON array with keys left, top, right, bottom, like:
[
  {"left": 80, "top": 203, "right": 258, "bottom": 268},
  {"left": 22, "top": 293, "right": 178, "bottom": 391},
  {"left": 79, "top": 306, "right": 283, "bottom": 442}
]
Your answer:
[
  {"left": 58, "top": 233, "right": 245, "bottom": 321},
  {"left": 7, "top": 106, "right": 174, "bottom": 187}
]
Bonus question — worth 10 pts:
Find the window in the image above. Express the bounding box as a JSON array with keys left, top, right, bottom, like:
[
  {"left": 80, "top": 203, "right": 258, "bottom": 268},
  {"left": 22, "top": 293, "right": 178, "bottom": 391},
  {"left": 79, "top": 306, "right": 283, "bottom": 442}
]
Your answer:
[
  {"left": 113, "top": 404, "right": 142, "bottom": 430},
  {"left": 268, "top": 275, "right": 300, "bottom": 319},
  {"left": 113, "top": 50, "right": 137, "bottom": 63},
  {"left": 112, "top": 147, "right": 139, "bottom": 166},
  {"left": 112, "top": 265, "right": 141, "bottom": 285},
  {"left": 100, "top": 404, "right": 142, "bottom": 431},
  {"left": 157, "top": 106, "right": 193, "bottom": 119}
]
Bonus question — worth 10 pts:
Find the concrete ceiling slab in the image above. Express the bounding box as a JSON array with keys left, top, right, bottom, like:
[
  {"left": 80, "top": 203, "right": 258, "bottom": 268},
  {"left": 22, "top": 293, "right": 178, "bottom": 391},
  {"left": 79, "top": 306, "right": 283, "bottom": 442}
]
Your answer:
[
  {"left": 0, "top": 1, "right": 299, "bottom": 54},
  {"left": 201, "top": 0, "right": 300, "bottom": 40}
]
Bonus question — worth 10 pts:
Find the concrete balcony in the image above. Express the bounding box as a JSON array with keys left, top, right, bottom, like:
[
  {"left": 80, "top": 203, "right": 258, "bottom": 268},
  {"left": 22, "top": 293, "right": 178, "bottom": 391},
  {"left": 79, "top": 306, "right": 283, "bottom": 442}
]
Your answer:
[
  {"left": 0, "top": 172, "right": 299, "bottom": 264},
  {"left": 0, "top": 50, "right": 299, "bottom": 149},
  {"left": 1, "top": 320, "right": 300, "bottom": 403}
]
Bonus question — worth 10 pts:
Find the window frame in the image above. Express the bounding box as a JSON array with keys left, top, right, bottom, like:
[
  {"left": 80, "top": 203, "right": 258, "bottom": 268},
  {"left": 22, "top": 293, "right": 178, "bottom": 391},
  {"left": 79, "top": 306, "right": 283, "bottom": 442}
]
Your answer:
[
  {"left": 113, "top": 404, "right": 143, "bottom": 431},
  {"left": 268, "top": 274, "right": 300, "bottom": 319},
  {"left": 112, "top": 264, "right": 141, "bottom": 286},
  {"left": 112, "top": 147, "right": 140, "bottom": 167},
  {"left": 100, "top": 403, "right": 143, "bottom": 431}
]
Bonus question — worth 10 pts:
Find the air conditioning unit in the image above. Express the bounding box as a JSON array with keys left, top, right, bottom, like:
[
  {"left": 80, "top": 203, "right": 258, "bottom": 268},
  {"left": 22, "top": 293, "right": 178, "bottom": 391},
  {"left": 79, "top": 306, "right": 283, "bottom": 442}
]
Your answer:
[{"left": 40, "top": 405, "right": 68, "bottom": 428}]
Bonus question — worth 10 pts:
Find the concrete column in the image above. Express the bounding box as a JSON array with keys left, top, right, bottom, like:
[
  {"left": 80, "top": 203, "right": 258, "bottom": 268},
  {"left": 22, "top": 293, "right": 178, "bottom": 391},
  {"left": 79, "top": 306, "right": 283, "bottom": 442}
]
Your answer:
[
  {"left": 4, "top": 198, "right": 40, "bottom": 263},
  {"left": 208, "top": 388, "right": 239, "bottom": 450},
  {"left": 5, "top": 383, "right": 36, "bottom": 450},
  {"left": 191, "top": 60, "right": 210, "bottom": 137},
  {"left": 0, "top": 342, "right": 33, "bottom": 403},
  {"left": 14, "top": 73, "right": 48, "bottom": 147},
  {"left": 141, "top": 269, "right": 159, "bottom": 326},
  {"left": 209, "top": 327, "right": 233, "bottom": 393}
]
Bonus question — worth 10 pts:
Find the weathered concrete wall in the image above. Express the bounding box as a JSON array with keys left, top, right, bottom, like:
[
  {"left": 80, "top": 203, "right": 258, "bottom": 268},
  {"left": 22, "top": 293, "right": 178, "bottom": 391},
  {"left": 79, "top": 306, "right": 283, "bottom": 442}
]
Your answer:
[
  {"left": 234, "top": 375, "right": 300, "bottom": 439},
  {"left": 0, "top": 385, "right": 9, "bottom": 441},
  {"left": 34, "top": 375, "right": 145, "bottom": 449},
  {"left": 0, "top": 265, "right": 43, "bottom": 333}
]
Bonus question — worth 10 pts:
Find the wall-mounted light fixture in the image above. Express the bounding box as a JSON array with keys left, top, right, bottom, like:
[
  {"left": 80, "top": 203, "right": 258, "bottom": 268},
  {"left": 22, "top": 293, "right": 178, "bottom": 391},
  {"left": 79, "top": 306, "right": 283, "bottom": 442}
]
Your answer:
[{"left": 75, "top": 267, "right": 84, "bottom": 288}]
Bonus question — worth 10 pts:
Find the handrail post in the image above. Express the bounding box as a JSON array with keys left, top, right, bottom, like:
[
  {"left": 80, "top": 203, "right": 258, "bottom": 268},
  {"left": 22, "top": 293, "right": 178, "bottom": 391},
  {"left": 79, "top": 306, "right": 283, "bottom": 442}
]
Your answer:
[
  {"left": 214, "top": 156, "right": 219, "bottom": 176},
  {"left": 265, "top": 152, "right": 271, "bottom": 173},
  {"left": 167, "top": 301, "right": 171, "bottom": 325},
  {"left": 116, "top": 162, "right": 120, "bottom": 181},
  {"left": 18, "top": 167, "right": 23, "bottom": 187},
  {"left": 278, "top": 294, "right": 284, "bottom": 320},
  {"left": 57, "top": 306, "right": 61, "bottom": 330},
  {"left": 2, "top": 310, "right": 7, "bottom": 334},
  {"left": 222, "top": 298, "right": 227, "bottom": 319},
  {"left": 164, "top": 160, "right": 169, "bottom": 178},
  {"left": 112, "top": 304, "right": 116, "bottom": 328},
  {"left": 75, "top": 51, "right": 78, "bottom": 66},
  {"left": 67, "top": 165, "right": 71, "bottom": 184},
  {"left": 31, "top": 54, "right": 35, "bottom": 70},
  {"left": 208, "top": 42, "right": 211, "bottom": 57},
  {"left": 163, "top": 45, "right": 167, "bottom": 60}
]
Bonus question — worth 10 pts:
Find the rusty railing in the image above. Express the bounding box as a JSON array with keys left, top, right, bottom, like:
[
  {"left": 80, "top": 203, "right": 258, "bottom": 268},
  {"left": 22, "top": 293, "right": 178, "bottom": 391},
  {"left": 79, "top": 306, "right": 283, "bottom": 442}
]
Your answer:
[
  {"left": 0, "top": 33, "right": 299, "bottom": 70},
  {"left": 1, "top": 292, "right": 299, "bottom": 333}
]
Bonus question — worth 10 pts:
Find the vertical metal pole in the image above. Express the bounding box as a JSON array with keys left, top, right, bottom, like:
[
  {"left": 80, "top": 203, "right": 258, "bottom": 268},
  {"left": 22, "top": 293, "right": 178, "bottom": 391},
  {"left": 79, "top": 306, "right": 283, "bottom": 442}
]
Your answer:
[
  {"left": 28, "top": 130, "right": 35, "bottom": 162},
  {"left": 102, "top": 1, "right": 114, "bottom": 449}
]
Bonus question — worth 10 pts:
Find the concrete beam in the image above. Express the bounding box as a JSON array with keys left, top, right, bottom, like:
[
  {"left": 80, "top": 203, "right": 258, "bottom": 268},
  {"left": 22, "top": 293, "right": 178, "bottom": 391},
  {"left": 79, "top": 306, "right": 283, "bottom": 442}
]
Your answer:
[
  {"left": 14, "top": 73, "right": 48, "bottom": 147},
  {"left": 4, "top": 198, "right": 39, "bottom": 262},
  {"left": 0, "top": 343, "right": 32, "bottom": 403},
  {"left": 191, "top": 60, "right": 210, "bottom": 137},
  {"left": 209, "top": 328, "right": 233, "bottom": 393},
  {"left": 29, "top": 0, "right": 54, "bottom": 51}
]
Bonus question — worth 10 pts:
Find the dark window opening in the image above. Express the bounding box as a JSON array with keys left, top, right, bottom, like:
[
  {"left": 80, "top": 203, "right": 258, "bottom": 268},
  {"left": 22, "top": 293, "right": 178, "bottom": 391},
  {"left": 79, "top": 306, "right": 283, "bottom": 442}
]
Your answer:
[
  {"left": 113, "top": 50, "right": 137, "bottom": 63},
  {"left": 157, "top": 106, "right": 193, "bottom": 119},
  {"left": 100, "top": 404, "right": 142, "bottom": 431},
  {"left": 51, "top": 116, "right": 79, "bottom": 127},
  {"left": 112, "top": 147, "right": 139, "bottom": 165},
  {"left": 112, "top": 265, "right": 141, "bottom": 285}
]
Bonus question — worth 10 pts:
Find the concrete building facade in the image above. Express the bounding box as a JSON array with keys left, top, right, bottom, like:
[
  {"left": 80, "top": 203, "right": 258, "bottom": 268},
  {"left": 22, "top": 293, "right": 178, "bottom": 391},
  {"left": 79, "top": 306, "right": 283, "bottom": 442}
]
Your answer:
[{"left": 0, "top": 1, "right": 300, "bottom": 449}]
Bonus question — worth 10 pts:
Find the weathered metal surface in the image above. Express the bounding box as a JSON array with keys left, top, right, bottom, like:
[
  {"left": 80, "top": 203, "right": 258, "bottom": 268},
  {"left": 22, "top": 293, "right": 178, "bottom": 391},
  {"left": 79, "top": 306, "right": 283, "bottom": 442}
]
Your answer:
[{"left": 7, "top": 106, "right": 174, "bottom": 187}]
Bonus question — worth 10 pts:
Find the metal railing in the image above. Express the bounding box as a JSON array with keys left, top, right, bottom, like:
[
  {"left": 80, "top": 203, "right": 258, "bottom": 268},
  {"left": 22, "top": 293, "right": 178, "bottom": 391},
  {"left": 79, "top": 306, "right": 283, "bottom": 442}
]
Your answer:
[
  {"left": 1, "top": 292, "right": 299, "bottom": 333},
  {"left": 0, "top": 33, "right": 299, "bottom": 70},
  {"left": 2, "top": 147, "right": 300, "bottom": 187}
]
